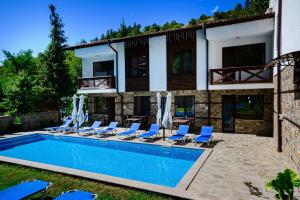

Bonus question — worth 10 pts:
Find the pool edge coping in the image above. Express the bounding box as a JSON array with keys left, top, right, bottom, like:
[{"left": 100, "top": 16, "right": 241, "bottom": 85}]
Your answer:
[{"left": 0, "top": 132, "right": 213, "bottom": 200}]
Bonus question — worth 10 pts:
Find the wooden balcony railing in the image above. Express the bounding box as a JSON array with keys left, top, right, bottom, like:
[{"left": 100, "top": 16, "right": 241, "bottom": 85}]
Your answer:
[
  {"left": 78, "top": 76, "right": 116, "bottom": 89},
  {"left": 210, "top": 65, "right": 273, "bottom": 85}
]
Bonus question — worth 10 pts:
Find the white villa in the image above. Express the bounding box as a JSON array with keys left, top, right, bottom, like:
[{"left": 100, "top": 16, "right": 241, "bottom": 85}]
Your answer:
[{"left": 66, "top": 0, "right": 300, "bottom": 174}]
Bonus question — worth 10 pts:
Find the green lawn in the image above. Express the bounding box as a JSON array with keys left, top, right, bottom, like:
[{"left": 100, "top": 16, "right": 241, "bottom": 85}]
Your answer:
[{"left": 0, "top": 162, "right": 172, "bottom": 200}]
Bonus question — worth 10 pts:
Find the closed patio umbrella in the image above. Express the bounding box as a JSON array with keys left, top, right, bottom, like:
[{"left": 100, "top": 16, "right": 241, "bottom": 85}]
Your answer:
[
  {"left": 77, "top": 95, "right": 85, "bottom": 129},
  {"left": 156, "top": 92, "right": 162, "bottom": 125},
  {"left": 71, "top": 94, "right": 78, "bottom": 124},
  {"left": 162, "top": 92, "right": 172, "bottom": 140}
]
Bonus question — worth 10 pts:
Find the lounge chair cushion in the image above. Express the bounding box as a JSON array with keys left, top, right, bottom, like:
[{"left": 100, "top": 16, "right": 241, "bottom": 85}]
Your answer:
[
  {"left": 118, "top": 130, "right": 135, "bottom": 136},
  {"left": 176, "top": 125, "right": 189, "bottom": 136},
  {"left": 139, "top": 132, "right": 156, "bottom": 138},
  {"left": 54, "top": 190, "right": 95, "bottom": 200},
  {"left": 168, "top": 134, "right": 185, "bottom": 141},
  {"left": 195, "top": 136, "right": 211, "bottom": 143},
  {"left": 200, "top": 126, "right": 213, "bottom": 137},
  {"left": 0, "top": 180, "right": 50, "bottom": 200}
]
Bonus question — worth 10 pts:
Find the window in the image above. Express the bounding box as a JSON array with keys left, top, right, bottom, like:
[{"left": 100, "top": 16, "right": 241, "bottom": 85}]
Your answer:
[
  {"left": 175, "top": 96, "right": 195, "bottom": 117},
  {"left": 128, "top": 55, "right": 148, "bottom": 78},
  {"left": 95, "top": 97, "right": 115, "bottom": 115},
  {"left": 172, "top": 50, "right": 193, "bottom": 74},
  {"left": 95, "top": 97, "right": 107, "bottom": 114},
  {"left": 222, "top": 43, "right": 266, "bottom": 68},
  {"left": 236, "top": 95, "right": 264, "bottom": 119},
  {"left": 134, "top": 96, "right": 150, "bottom": 116},
  {"left": 93, "top": 60, "right": 114, "bottom": 77}
]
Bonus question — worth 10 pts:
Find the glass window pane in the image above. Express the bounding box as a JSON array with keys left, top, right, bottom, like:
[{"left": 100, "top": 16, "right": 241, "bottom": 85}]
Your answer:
[
  {"left": 134, "top": 96, "right": 150, "bottom": 116},
  {"left": 175, "top": 96, "right": 185, "bottom": 117},
  {"left": 185, "top": 96, "right": 194, "bottom": 116},
  {"left": 172, "top": 50, "right": 192, "bottom": 74},
  {"left": 172, "top": 53, "right": 183, "bottom": 74},
  {"left": 236, "top": 95, "right": 263, "bottom": 119},
  {"left": 129, "top": 56, "right": 148, "bottom": 78},
  {"left": 183, "top": 50, "right": 192, "bottom": 73},
  {"left": 93, "top": 61, "right": 114, "bottom": 77},
  {"left": 95, "top": 97, "right": 107, "bottom": 114},
  {"left": 175, "top": 96, "right": 194, "bottom": 117}
]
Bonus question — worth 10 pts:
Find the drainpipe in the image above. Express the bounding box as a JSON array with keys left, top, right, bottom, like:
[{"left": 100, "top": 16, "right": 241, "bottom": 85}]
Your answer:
[
  {"left": 276, "top": 0, "right": 282, "bottom": 152},
  {"left": 108, "top": 40, "right": 124, "bottom": 126},
  {"left": 204, "top": 23, "right": 211, "bottom": 125}
]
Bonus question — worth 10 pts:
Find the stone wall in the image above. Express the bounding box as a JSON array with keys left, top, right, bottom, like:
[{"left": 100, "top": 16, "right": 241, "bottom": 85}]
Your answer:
[
  {"left": 87, "top": 88, "right": 273, "bottom": 135},
  {"left": 274, "top": 65, "right": 300, "bottom": 175},
  {"left": 0, "top": 111, "right": 60, "bottom": 131},
  {"left": 209, "top": 89, "right": 273, "bottom": 135}
]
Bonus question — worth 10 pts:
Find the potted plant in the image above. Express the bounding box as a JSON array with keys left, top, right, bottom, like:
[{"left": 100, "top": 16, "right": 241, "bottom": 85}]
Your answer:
[{"left": 266, "top": 168, "right": 300, "bottom": 200}]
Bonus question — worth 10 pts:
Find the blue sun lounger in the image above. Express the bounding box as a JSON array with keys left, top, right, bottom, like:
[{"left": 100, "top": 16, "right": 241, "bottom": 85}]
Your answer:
[
  {"left": 95, "top": 122, "right": 118, "bottom": 137},
  {"left": 0, "top": 180, "right": 52, "bottom": 200},
  {"left": 168, "top": 125, "right": 190, "bottom": 143},
  {"left": 118, "top": 123, "right": 141, "bottom": 139},
  {"left": 44, "top": 117, "right": 72, "bottom": 132},
  {"left": 58, "top": 120, "right": 85, "bottom": 133},
  {"left": 77, "top": 121, "right": 101, "bottom": 135},
  {"left": 54, "top": 190, "right": 97, "bottom": 200},
  {"left": 194, "top": 126, "right": 213, "bottom": 144},
  {"left": 139, "top": 124, "right": 160, "bottom": 140}
]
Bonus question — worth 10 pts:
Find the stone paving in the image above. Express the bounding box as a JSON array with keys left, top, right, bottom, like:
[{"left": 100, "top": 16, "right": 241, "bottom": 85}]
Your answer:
[{"left": 0, "top": 129, "right": 299, "bottom": 200}]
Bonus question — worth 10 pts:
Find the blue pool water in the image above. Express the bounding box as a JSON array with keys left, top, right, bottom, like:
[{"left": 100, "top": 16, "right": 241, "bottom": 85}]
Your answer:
[{"left": 0, "top": 134, "right": 204, "bottom": 187}]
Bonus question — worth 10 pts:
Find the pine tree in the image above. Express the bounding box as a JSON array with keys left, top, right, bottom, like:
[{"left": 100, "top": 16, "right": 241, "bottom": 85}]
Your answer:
[
  {"left": 39, "top": 4, "right": 71, "bottom": 106},
  {"left": 245, "top": 0, "right": 251, "bottom": 9}
]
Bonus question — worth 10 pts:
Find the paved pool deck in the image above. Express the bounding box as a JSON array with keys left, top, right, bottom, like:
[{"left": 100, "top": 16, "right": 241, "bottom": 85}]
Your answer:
[{"left": 0, "top": 129, "right": 299, "bottom": 200}]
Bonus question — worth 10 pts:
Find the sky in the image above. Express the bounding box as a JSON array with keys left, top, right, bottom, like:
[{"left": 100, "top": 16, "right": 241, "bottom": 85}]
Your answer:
[{"left": 0, "top": 0, "right": 244, "bottom": 62}]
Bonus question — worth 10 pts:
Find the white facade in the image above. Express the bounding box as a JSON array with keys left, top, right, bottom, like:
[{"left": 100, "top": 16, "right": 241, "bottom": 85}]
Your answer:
[
  {"left": 269, "top": 0, "right": 300, "bottom": 75},
  {"left": 149, "top": 36, "right": 167, "bottom": 91},
  {"left": 208, "top": 34, "right": 273, "bottom": 69},
  {"left": 74, "top": 16, "right": 282, "bottom": 93},
  {"left": 206, "top": 18, "right": 274, "bottom": 41},
  {"left": 196, "top": 30, "right": 207, "bottom": 90},
  {"left": 75, "top": 45, "right": 116, "bottom": 78},
  {"left": 281, "top": 0, "right": 300, "bottom": 55},
  {"left": 270, "top": 0, "right": 300, "bottom": 56},
  {"left": 116, "top": 42, "right": 126, "bottom": 92},
  {"left": 207, "top": 18, "right": 274, "bottom": 90}
]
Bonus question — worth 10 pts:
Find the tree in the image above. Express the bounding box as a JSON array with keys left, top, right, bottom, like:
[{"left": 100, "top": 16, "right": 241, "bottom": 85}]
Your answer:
[
  {"left": 250, "top": 0, "right": 269, "bottom": 15},
  {"left": 82, "top": 0, "right": 270, "bottom": 41},
  {"left": 117, "top": 19, "right": 129, "bottom": 38},
  {"left": 0, "top": 50, "right": 41, "bottom": 115},
  {"left": 39, "top": 4, "right": 71, "bottom": 106},
  {"left": 90, "top": 37, "right": 99, "bottom": 42},
  {"left": 161, "top": 20, "right": 184, "bottom": 31},
  {"left": 65, "top": 51, "right": 82, "bottom": 94},
  {"left": 245, "top": 0, "right": 251, "bottom": 9},
  {"left": 129, "top": 23, "right": 142, "bottom": 36},
  {"left": 188, "top": 18, "right": 197, "bottom": 26}
]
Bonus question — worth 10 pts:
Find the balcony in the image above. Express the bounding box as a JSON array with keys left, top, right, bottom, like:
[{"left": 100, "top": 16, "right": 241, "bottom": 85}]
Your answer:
[
  {"left": 210, "top": 65, "right": 273, "bottom": 85},
  {"left": 78, "top": 76, "right": 116, "bottom": 90}
]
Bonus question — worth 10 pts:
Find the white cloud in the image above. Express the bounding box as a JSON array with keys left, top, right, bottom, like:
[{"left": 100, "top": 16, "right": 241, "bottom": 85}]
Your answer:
[{"left": 211, "top": 5, "right": 219, "bottom": 13}]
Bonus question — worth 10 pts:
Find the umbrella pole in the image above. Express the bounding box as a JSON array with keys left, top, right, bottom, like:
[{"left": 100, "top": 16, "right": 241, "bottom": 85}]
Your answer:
[
  {"left": 77, "top": 121, "right": 79, "bottom": 132},
  {"left": 163, "top": 127, "right": 165, "bottom": 141}
]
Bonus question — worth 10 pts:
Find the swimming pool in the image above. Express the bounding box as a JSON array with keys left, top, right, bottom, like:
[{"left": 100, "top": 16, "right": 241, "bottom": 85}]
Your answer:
[{"left": 0, "top": 134, "right": 205, "bottom": 188}]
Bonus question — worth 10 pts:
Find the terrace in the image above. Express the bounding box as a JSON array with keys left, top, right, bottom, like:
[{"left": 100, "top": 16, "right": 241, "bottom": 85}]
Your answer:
[
  {"left": 210, "top": 65, "right": 273, "bottom": 84},
  {"left": 78, "top": 76, "right": 116, "bottom": 90},
  {"left": 0, "top": 129, "right": 296, "bottom": 199}
]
